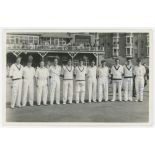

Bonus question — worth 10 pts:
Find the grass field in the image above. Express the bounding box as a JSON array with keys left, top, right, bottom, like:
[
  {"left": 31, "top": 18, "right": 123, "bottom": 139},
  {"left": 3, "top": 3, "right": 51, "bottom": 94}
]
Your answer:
[{"left": 6, "top": 78, "right": 149, "bottom": 123}]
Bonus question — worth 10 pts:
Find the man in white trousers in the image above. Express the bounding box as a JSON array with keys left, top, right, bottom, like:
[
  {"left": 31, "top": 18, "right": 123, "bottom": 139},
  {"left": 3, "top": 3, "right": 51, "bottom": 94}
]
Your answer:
[
  {"left": 97, "top": 60, "right": 109, "bottom": 102},
  {"left": 74, "top": 59, "right": 87, "bottom": 104},
  {"left": 22, "top": 59, "right": 35, "bottom": 106},
  {"left": 35, "top": 61, "right": 49, "bottom": 106},
  {"left": 62, "top": 59, "right": 74, "bottom": 104},
  {"left": 123, "top": 58, "right": 134, "bottom": 102},
  {"left": 87, "top": 60, "right": 97, "bottom": 103},
  {"left": 49, "top": 58, "right": 61, "bottom": 105},
  {"left": 134, "top": 58, "right": 146, "bottom": 102},
  {"left": 9, "top": 56, "right": 23, "bottom": 108},
  {"left": 46, "top": 60, "right": 51, "bottom": 102},
  {"left": 111, "top": 58, "right": 124, "bottom": 102}
]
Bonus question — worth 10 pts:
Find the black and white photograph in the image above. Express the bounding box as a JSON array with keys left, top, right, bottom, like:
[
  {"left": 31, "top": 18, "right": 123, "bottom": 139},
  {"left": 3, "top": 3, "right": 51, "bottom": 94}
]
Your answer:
[{"left": 3, "top": 29, "right": 152, "bottom": 124}]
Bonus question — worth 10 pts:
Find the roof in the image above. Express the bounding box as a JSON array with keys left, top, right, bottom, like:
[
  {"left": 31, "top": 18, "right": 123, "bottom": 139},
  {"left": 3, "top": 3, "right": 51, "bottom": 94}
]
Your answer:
[
  {"left": 40, "top": 33, "right": 72, "bottom": 38},
  {"left": 7, "top": 32, "right": 72, "bottom": 38}
]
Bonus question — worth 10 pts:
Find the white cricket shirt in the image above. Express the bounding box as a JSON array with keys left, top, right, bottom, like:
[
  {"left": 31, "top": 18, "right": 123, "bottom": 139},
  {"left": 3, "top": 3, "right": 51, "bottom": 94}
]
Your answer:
[
  {"left": 35, "top": 67, "right": 49, "bottom": 81},
  {"left": 9, "top": 63, "right": 23, "bottom": 79},
  {"left": 87, "top": 66, "right": 97, "bottom": 79},
  {"left": 74, "top": 66, "right": 87, "bottom": 81},
  {"left": 97, "top": 66, "right": 109, "bottom": 78},
  {"left": 23, "top": 66, "right": 35, "bottom": 81},
  {"left": 134, "top": 65, "right": 146, "bottom": 77},
  {"left": 123, "top": 65, "right": 133, "bottom": 77},
  {"left": 111, "top": 65, "right": 123, "bottom": 79},
  {"left": 62, "top": 65, "right": 74, "bottom": 80},
  {"left": 49, "top": 65, "right": 61, "bottom": 80}
]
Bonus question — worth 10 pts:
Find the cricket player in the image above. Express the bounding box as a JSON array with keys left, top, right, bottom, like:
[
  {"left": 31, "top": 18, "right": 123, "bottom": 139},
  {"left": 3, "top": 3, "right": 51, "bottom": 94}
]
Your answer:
[
  {"left": 87, "top": 60, "right": 97, "bottom": 103},
  {"left": 62, "top": 59, "right": 74, "bottom": 104},
  {"left": 22, "top": 60, "right": 35, "bottom": 106},
  {"left": 35, "top": 61, "right": 49, "bottom": 105},
  {"left": 9, "top": 56, "right": 23, "bottom": 108},
  {"left": 134, "top": 58, "right": 146, "bottom": 102},
  {"left": 143, "top": 63, "right": 149, "bottom": 87},
  {"left": 46, "top": 60, "right": 51, "bottom": 69},
  {"left": 123, "top": 58, "right": 134, "bottom": 102},
  {"left": 74, "top": 59, "right": 87, "bottom": 104},
  {"left": 111, "top": 58, "right": 124, "bottom": 102},
  {"left": 97, "top": 60, "right": 109, "bottom": 102},
  {"left": 49, "top": 58, "right": 61, "bottom": 105},
  {"left": 46, "top": 60, "right": 51, "bottom": 102}
]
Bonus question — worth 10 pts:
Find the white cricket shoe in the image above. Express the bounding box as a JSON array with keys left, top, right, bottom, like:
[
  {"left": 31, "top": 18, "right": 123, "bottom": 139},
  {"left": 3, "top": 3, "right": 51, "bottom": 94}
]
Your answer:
[{"left": 11, "top": 106, "right": 15, "bottom": 109}]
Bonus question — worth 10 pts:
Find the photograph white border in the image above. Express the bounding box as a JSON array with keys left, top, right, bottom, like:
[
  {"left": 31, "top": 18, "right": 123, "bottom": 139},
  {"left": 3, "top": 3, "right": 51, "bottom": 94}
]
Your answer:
[{"left": 2, "top": 28, "right": 153, "bottom": 127}]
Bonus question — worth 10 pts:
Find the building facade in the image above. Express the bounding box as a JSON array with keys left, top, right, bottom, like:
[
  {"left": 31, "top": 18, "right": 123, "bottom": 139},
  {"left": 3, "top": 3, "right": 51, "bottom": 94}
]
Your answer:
[{"left": 6, "top": 32, "right": 149, "bottom": 66}]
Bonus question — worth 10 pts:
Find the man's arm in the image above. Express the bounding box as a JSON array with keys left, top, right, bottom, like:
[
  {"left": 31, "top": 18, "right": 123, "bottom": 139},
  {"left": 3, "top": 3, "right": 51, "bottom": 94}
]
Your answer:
[
  {"left": 60, "top": 66, "right": 64, "bottom": 78},
  {"left": 9, "top": 64, "right": 14, "bottom": 79},
  {"left": 96, "top": 67, "right": 99, "bottom": 79},
  {"left": 35, "top": 69, "right": 39, "bottom": 87},
  {"left": 9, "top": 65, "right": 14, "bottom": 88},
  {"left": 143, "top": 67, "right": 147, "bottom": 86},
  {"left": 122, "top": 66, "right": 124, "bottom": 78}
]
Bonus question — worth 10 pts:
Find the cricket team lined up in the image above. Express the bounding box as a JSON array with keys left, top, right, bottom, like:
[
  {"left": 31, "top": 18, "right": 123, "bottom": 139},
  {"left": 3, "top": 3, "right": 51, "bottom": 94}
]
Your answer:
[{"left": 9, "top": 56, "right": 147, "bottom": 109}]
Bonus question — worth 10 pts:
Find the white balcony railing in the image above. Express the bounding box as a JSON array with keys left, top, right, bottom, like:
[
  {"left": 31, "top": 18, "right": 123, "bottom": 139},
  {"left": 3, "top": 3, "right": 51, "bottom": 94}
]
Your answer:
[{"left": 6, "top": 44, "right": 105, "bottom": 52}]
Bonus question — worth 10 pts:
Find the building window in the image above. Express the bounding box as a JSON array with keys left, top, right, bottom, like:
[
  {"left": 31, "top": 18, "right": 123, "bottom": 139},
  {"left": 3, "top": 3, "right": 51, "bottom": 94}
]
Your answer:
[
  {"left": 126, "top": 37, "right": 130, "bottom": 43},
  {"left": 50, "top": 38, "right": 54, "bottom": 45},
  {"left": 29, "top": 36, "right": 33, "bottom": 44},
  {"left": 34, "top": 38, "right": 39, "bottom": 45},
  {"left": 127, "top": 48, "right": 130, "bottom": 55},
  {"left": 126, "top": 47, "right": 133, "bottom": 57},
  {"left": 113, "top": 48, "right": 119, "bottom": 57}
]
